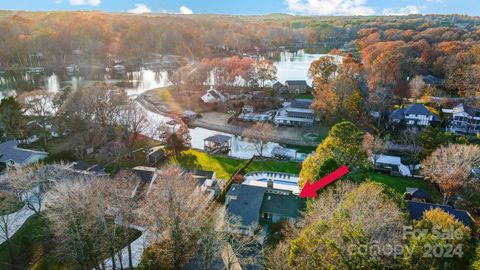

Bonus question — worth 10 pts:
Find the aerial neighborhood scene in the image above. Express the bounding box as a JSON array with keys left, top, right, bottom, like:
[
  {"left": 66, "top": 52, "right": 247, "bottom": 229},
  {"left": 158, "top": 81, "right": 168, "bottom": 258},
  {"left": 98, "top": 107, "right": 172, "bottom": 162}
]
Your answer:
[{"left": 1, "top": 0, "right": 480, "bottom": 269}]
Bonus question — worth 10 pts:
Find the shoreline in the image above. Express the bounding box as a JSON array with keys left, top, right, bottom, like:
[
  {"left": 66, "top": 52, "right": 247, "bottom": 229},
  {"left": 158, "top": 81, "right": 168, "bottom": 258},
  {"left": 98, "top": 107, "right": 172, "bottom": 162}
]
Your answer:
[{"left": 136, "top": 93, "right": 320, "bottom": 148}]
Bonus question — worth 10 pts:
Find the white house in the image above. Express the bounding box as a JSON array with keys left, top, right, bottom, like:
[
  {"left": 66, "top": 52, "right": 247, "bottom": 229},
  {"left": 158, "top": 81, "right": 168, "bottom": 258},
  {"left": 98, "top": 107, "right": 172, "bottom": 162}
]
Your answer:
[
  {"left": 448, "top": 103, "right": 480, "bottom": 135},
  {"left": 372, "top": 154, "right": 414, "bottom": 177},
  {"left": 201, "top": 87, "right": 226, "bottom": 104},
  {"left": 274, "top": 99, "right": 315, "bottom": 127},
  {"left": 0, "top": 140, "right": 48, "bottom": 168},
  {"left": 390, "top": 104, "right": 439, "bottom": 127}
]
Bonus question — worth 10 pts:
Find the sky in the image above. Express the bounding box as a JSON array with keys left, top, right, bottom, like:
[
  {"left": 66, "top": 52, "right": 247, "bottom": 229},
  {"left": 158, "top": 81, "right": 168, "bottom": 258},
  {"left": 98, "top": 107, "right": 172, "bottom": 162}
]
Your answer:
[{"left": 0, "top": 0, "right": 479, "bottom": 16}]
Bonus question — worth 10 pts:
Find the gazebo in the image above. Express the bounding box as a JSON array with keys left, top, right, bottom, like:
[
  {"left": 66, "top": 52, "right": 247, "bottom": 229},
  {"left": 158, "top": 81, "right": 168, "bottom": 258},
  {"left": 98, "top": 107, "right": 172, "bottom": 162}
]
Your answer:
[{"left": 204, "top": 134, "right": 232, "bottom": 154}]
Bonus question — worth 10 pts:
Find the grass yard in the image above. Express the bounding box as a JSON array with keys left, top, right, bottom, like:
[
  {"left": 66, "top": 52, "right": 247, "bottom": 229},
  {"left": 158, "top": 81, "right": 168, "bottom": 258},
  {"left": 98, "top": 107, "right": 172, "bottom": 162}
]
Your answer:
[
  {"left": 169, "top": 149, "right": 246, "bottom": 179},
  {"left": 168, "top": 149, "right": 302, "bottom": 180},
  {"left": 246, "top": 160, "right": 301, "bottom": 174},
  {"left": 366, "top": 173, "right": 443, "bottom": 203},
  {"left": 294, "top": 93, "right": 314, "bottom": 100},
  {"left": 0, "top": 191, "right": 23, "bottom": 215}
]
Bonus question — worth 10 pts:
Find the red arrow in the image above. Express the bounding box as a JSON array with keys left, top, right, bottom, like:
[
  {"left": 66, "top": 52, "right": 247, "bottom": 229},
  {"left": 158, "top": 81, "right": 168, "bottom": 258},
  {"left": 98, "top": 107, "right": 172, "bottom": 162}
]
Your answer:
[{"left": 299, "top": 165, "right": 350, "bottom": 198}]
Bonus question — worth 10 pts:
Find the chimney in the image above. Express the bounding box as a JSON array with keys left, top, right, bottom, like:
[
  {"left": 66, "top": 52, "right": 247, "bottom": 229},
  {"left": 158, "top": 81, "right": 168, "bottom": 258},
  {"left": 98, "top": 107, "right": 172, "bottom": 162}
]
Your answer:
[{"left": 267, "top": 179, "right": 274, "bottom": 188}]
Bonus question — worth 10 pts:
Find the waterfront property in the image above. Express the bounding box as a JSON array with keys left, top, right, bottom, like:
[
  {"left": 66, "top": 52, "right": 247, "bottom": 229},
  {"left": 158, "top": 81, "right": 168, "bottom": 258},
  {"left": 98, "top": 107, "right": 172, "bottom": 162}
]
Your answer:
[
  {"left": 285, "top": 80, "right": 309, "bottom": 94},
  {"left": 242, "top": 171, "right": 300, "bottom": 194},
  {"left": 0, "top": 140, "right": 48, "bottom": 168},
  {"left": 389, "top": 103, "right": 439, "bottom": 127},
  {"left": 201, "top": 86, "right": 227, "bottom": 103},
  {"left": 446, "top": 103, "right": 480, "bottom": 135},
  {"left": 274, "top": 99, "right": 315, "bottom": 127},
  {"left": 226, "top": 183, "right": 305, "bottom": 235},
  {"left": 204, "top": 134, "right": 232, "bottom": 154}
]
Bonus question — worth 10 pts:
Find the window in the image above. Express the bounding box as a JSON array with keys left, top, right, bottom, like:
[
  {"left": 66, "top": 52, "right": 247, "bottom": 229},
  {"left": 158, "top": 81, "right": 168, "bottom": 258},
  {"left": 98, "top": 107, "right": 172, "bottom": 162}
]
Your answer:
[{"left": 263, "top": 212, "right": 269, "bottom": 219}]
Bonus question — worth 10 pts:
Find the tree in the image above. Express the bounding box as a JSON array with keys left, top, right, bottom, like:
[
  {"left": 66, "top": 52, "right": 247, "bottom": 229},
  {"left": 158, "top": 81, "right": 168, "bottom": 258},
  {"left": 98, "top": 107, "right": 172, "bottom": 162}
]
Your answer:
[
  {"left": 165, "top": 114, "right": 191, "bottom": 156},
  {"left": 120, "top": 101, "right": 149, "bottom": 158},
  {"left": 299, "top": 121, "right": 367, "bottom": 188},
  {"left": 242, "top": 122, "right": 275, "bottom": 157},
  {"left": 19, "top": 90, "right": 55, "bottom": 148},
  {"left": 309, "top": 56, "right": 338, "bottom": 86},
  {"left": 363, "top": 133, "right": 386, "bottom": 167},
  {"left": 289, "top": 182, "right": 406, "bottom": 269},
  {"left": 255, "top": 60, "right": 277, "bottom": 87},
  {"left": 403, "top": 208, "right": 472, "bottom": 270},
  {"left": 421, "top": 144, "right": 480, "bottom": 204},
  {"left": 3, "top": 164, "right": 70, "bottom": 214},
  {"left": 45, "top": 175, "right": 111, "bottom": 269},
  {"left": 409, "top": 75, "right": 426, "bottom": 101},
  {"left": 138, "top": 167, "right": 210, "bottom": 270},
  {"left": 0, "top": 96, "right": 25, "bottom": 139}
]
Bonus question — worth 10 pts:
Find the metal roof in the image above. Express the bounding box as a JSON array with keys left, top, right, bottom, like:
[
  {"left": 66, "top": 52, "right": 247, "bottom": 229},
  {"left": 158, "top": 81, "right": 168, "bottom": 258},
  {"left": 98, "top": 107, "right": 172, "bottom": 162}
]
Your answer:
[{"left": 204, "top": 134, "right": 232, "bottom": 144}]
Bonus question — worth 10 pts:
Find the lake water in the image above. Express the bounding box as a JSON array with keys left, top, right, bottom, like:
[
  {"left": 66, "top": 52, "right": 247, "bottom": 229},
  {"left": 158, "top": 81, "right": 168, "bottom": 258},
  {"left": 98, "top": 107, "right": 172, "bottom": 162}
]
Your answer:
[{"left": 1, "top": 51, "right": 321, "bottom": 161}]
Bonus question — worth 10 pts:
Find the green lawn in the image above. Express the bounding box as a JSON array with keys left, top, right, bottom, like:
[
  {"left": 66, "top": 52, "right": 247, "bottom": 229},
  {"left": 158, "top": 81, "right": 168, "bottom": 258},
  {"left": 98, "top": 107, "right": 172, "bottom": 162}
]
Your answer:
[
  {"left": 168, "top": 149, "right": 302, "bottom": 179},
  {"left": 169, "top": 149, "right": 246, "bottom": 179},
  {"left": 294, "top": 93, "right": 314, "bottom": 100},
  {"left": 0, "top": 191, "right": 23, "bottom": 215},
  {"left": 366, "top": 173, "right": 442, "bottom": 203},
  {"left": 246, "top": 160, "right": 301, "bottom": 174}
]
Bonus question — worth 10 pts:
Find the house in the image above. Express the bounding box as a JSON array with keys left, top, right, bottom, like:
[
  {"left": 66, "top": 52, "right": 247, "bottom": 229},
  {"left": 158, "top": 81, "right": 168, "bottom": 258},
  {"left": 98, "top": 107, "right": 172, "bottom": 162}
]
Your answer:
[
  {"left": 372, "top": 154, "right": 413, "bottom": 177},
  {"left": 242, "top": 105, "right": 254, "bottom": 114},
  {"left": 204, "top": 134, "right": 232, "bottom": 154},
  {"left": 422, "top": 75, "right": 445, "bottom": 87},
  {"left": 407, "top": 201, "right": 473, "bottom": 227},
  {"left": 201, "top": 86, "right": 227, "bottom": 104},
  {"left": 226, "top": 183, "right": 305, "bottom": 236},
  {"left": 68, "top": 161, "right": 108, "bottom": 177},
  {"left": 448, "top": 103, "right": 480, "bottom": 136},
  {"left": 0, "top": 140, "right": 48, "bottom": 168},
  {"left": 145, "top": 146, "right": 166, "bottom": 164},
  {"left": 285, "top": 80, "right": 309, "bottom": 94},
  {"left": 390, "top": 104, "right": 439, "bottom": 127},
  {"left": 183, "top": 110, "right": 198, "bottom": 120},
  {"left": 272, "top": 81, "right": 287, "bottom": 92},
  {"left": 185, "top": 169, "right": 219, "bottom": 195},
  {"left": 131, "top": 166, "right": 159, "bottom": 194},
  {"left": 274, "top": 99, "right": 315, "bottom": 127},
  {"left": 404, "top": 187, "right": 431, "bottom": 202}
]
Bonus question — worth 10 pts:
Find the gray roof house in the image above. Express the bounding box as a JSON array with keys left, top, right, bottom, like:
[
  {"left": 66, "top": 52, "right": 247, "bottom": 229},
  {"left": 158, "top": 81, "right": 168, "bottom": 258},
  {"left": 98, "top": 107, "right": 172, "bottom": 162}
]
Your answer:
[
  {"left": 285, "top": 80, "right": 309, "bottom": 94},
  {"left": 390, "top": 104, "right": 439, "bottom": 127},
  {"left": 0, "top": 140, "right": 48, "bottom": 168},
  {"left": 226, "top": 183, "right": 306, "bottom": 235},
  {"left": 274, "top": 99, "right": 315, "bottom": 127},
  {"left": 448, "top": 103, "right": 480, "bottom": 135},
  {"left": 407, "top": 201, "right": 472, "bottom": 227}
]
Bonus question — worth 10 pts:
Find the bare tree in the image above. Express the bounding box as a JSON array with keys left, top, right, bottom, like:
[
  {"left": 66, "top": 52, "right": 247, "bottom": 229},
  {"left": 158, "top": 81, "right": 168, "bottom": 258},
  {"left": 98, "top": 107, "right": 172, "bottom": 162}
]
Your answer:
[
  {"left": 421, "top": 144, "right": 480, "bottom": 204},
  {"left": 3, "top": 163, "right": 70, "bottom": 214},
  {"left": 409, "top": 75, "right": 426, "bottom": 101},
  {"left": 0, "top": 204, "right": 25, "bottom": 270},
  {"left": 363, "top": 133, "right": 386, "bottom": 167},
  {"left": 120, "top": 101, "right": 149, "bottom": 158},
  {"left": 19, "top": 89, "right": 55, "bottom": 148},
  {"left": 45, "top": 175, "right": 112, "bottom": 269},
  {"left": 139, "top": 167, "right": 210, "bottom": 269},
  {"left": 242, "top": 122, "right": 275, "bottom": 157}
]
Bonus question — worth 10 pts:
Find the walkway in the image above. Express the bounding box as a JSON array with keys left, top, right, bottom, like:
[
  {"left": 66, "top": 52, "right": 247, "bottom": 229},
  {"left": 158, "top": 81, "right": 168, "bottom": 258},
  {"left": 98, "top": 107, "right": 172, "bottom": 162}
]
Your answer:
[
  {"left": 0, "top": 194, "right": 39, "bottom": 245},
  {"left": 96, "top": 225, "right": 151, "bottom": 269}
]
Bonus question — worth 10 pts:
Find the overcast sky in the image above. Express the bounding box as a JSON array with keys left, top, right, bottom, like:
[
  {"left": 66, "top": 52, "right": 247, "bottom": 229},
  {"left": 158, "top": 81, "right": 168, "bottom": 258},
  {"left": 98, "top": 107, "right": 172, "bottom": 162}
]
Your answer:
[{"left": 1, "top": 0, "right": 479, "bottom": 16}]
